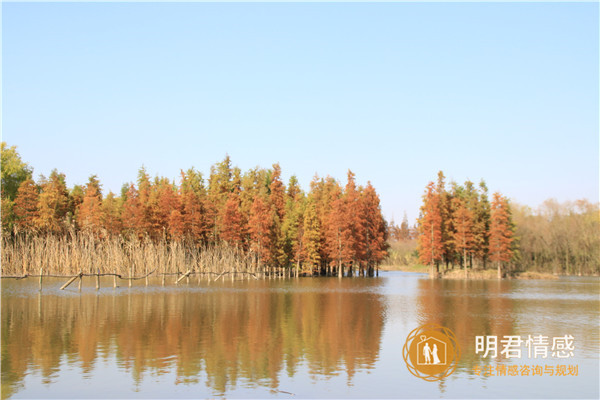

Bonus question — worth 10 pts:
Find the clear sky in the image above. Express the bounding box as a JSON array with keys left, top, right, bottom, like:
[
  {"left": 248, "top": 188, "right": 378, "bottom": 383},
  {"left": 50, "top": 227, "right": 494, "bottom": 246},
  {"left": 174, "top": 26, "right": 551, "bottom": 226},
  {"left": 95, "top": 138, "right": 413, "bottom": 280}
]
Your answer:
[{"left": 2, "top": 2, "right": 598, "bottom": 223}]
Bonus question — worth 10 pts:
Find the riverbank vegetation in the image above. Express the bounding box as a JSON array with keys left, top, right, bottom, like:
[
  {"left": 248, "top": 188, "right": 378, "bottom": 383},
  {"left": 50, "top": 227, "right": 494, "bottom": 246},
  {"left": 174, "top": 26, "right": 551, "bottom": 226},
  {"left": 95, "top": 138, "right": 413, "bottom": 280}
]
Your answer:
[
  {"left": 1, "top": 142, "right": 388, "bottom": 277},
  {"left": 396, "top": 171, "right": 599, "bottom": 277},
  {"left": 2, "top": 143, "right": 597, "bottom": 278},
  {"left": 512, "top": 199, "right": 599, "bottom": 276},
  {"left": 415, "top": 172, "right": 516, "bottom": 278}
]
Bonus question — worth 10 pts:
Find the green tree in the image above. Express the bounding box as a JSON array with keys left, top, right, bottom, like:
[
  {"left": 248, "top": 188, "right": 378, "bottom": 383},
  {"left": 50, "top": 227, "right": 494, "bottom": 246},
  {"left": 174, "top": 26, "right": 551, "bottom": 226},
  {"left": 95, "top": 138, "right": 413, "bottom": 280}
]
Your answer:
[{"left": 1, "top": 142, "right": 33, "bottom": 201}]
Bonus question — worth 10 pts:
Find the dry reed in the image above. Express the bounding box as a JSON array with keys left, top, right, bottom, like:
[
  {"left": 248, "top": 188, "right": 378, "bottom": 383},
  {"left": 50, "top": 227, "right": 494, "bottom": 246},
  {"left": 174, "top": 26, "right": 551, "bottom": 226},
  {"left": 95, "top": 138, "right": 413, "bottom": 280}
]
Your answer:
[{"left": 1, "top": 233, "right": 257, "bottom": 279}]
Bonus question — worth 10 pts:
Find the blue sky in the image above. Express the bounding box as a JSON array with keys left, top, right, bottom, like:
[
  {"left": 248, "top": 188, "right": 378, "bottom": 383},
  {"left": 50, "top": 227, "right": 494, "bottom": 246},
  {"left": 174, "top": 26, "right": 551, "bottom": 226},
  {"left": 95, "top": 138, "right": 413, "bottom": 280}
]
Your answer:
[{"left": 2, "top": 2, "right": 598, "bottom": 223}]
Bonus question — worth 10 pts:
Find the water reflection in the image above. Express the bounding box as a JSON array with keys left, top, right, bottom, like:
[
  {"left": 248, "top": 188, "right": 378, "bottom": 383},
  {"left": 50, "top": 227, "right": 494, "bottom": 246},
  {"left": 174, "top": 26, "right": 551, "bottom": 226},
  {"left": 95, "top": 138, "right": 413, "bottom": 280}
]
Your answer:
[
  {"left": 414, "top": 278, "right": 600, "bottom": 372},
  {"left": 1, "top": 278, "right": 385, "bottom": 398},
  {"left": 416, "top": 279, "right": 515, "bottom": 371},
  {"left": 2, "top": 275, "right": 598, "bottom": 399}
]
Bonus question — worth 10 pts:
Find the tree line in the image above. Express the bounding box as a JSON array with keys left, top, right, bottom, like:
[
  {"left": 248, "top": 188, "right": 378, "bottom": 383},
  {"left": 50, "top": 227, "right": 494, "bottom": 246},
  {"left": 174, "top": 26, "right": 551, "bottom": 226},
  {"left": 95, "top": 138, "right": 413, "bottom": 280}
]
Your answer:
[
  {"left": 512, "top": 199, "right": 599, "bottom": 275},
  {"left": 416, "top": 171, "right": 515, "bottom": 277},
  {"left": 1, "top": 143, "right": 388, "bottom": 276}
]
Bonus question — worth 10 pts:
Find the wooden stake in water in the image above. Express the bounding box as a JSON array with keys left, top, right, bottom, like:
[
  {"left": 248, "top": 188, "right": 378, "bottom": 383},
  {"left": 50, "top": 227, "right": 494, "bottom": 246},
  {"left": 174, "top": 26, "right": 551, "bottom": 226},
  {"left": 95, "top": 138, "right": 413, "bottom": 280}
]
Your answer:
[
  {"left": 39, "top": 267, "right": 43, "bottom": 291},
  {"left": 61, "top": 275, "right": 79, "bottom": 291},
  {"left": 96, "top": 268, "right": 100, "bottom": 290},
  {"left": 113, "top": 269, "right": 117, "bottom": 288},
  {"left": 176, "top": 270, "right": 191, "bottom": 284}
]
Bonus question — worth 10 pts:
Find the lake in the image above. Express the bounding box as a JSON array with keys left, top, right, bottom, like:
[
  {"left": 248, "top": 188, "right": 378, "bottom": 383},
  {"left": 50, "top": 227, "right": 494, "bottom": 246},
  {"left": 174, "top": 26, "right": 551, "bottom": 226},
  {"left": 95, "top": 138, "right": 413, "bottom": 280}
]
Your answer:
[{"left": 1, "top": 272, "right": 598, "bottom": 399}]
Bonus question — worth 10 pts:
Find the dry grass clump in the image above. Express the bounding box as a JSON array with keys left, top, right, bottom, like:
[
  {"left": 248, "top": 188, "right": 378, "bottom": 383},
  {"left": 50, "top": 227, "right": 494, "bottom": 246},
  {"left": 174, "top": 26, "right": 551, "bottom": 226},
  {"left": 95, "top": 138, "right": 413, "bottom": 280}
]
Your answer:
[
  {"left": 512, "top": 271, "right": 559, "bottom": 280},
  {"left": 438, "top": 268, "right": 559, "bottom": 280},
  {"left": 1, "top": 233, "right": 256, "bottom": 278}
]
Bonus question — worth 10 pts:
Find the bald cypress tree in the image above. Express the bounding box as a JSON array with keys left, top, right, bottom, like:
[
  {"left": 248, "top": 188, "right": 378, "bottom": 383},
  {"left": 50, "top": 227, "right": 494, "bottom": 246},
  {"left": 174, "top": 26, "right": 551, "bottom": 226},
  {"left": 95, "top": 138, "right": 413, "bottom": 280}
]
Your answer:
[
  {"left": 489, "top": 192, "right": 514, "bottom": 278},
  {"left": 14, "top": 179, "right": 39, "bottom": 233}
]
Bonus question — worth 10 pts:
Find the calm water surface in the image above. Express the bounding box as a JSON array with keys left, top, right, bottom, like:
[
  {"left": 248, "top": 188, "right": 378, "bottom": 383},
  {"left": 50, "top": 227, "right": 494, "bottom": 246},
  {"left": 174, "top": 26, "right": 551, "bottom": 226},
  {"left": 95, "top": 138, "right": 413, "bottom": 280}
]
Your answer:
[{"left": 1, "top": 272, "right": 598, "bottom": 399}]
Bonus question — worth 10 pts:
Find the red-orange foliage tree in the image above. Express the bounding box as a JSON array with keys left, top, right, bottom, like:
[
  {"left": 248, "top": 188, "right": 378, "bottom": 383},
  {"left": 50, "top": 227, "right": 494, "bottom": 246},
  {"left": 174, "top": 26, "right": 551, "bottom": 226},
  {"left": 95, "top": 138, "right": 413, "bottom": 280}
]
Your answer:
[
  {"left": 153, "top": 178, "right": 182, "bottom": 239},
  {"left": 489, "top": 192, "right": 514, "bottom": 277},
  {"left": 344, "top": 171, "right": 365, "bottom": 273},
  {"left": 77, "top": 176, "right": 104, "bottom": 234},
  {"left": 269, "top": 164, "right": 288, "bottom": 267},
  {"left": 4, "top": 152, "right": 393, "bottom": 276},
  {"left": 450, "top": 197, "right": 474, "bottom": 269},
  {"left": 180, "top": 169, "right": 208, "bottom": 243},
  {"left": 122, "top": 184, "right": 147, "bottom": 238},
  {"left": 281, "top": 176, "right": 304, "bottom": 275},
  {"left": 417, "top": 182, "right": 443, "bottom": 271},
  {"left": 436, "top": 172, "right": 452, "bottom": 266},
  {"left": 13, "top": 179, "right": 39, "bottom": 232},
  {"left": 362, "top": 182, "right": 388, "bottom": 274},
  {"left": 221, "top": 193, "right": 245, "bottom": 248},
  {"left": 325, "top": 185, "right": 354, "bottom": 277},
  {"left": 36, "top": 171, "right": 69, "bottom": 234},
  {"left": 269, "top": 163, "right": 285, "bottom": 221},
  {"left": 248, "top": 196, "right": 275, "bottom": 266}
]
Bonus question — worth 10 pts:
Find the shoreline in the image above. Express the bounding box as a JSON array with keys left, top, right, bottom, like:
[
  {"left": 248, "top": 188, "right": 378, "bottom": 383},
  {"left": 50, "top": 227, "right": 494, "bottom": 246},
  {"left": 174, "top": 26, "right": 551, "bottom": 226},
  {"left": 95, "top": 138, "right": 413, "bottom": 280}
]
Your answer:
[{"left": 379, "top": 265, "right": 598, "bottom": 279}]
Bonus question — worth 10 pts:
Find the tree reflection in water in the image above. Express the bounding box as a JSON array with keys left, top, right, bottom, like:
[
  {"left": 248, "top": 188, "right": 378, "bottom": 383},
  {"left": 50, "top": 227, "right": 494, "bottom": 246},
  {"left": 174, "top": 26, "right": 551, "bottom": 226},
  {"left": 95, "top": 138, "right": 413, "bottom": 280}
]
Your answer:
[{"left": 1, "top": 278, "right": 385, "bottom": 397}]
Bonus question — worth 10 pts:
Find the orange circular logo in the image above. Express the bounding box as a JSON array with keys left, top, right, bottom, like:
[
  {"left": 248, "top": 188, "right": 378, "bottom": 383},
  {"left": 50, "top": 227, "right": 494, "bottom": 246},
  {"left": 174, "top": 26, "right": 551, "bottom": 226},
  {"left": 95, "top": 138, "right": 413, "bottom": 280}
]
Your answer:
[{"left": 402, "top": 324, "right": 461, "bottom": 381}]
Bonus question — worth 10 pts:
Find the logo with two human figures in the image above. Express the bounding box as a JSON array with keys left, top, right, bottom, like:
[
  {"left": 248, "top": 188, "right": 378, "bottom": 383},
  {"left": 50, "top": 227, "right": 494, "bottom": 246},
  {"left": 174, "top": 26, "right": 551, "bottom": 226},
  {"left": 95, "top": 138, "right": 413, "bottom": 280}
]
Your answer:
[
  {"left": 417, "top": 335, "right": 446, "bottom": 366},
  {"left": 403, "top": 324, "right": 460, "bottom": 381}
]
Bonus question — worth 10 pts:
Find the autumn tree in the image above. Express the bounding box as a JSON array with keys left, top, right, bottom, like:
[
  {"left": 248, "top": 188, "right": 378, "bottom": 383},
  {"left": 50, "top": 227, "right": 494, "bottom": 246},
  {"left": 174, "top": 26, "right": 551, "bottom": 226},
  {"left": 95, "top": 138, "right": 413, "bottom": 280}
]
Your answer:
[
  {"left": 221, "top": 193, "right": 245, "bottom": 248},
  {"left": 301, "top": 197, "right": 321, "bottom": 274},
  {"left": 309, "top": 175, "right": 340, "bottom": 269},
  {"left": 269, "top": 164, "right": 285, "bottom": 221},
  {"left": 159, "top": 180, "right": 185, "bottom": 240},
  {"left": 450, "top": 196, "right": 474, "bottom": 270},
  {"left": 344, "top": 171, "right": 365, "bottom": 275},
  {"left": 148, "top": 177, "right": 181, "bottom": 239},
  {"left": 325, "top": 185, "right": 353, "bottom": 277},
  {"left": 1, "top": 143, "right": 33, "bottom": 233},
  {"left": 489, "top": 192, "right": 514, "bottom": 278},
  {"left": 13, "top": 179, "right": 40, "bottom": 233},
  {"left": 280, "top": 175, "right": 305, "bottom": 275},
  {"left": 36, "top": 170, "right": 69, "bottom": 234},
  {"left": 180, "top": 168, "right": 208, "bottom": 242},
  {"left": 269, "top": 163, "right": 289, "bottom": 268},
  {"left": 248, "top": 196, "right": 275, "bottom": 267},
  {"left": 208, "top": 156, "right": 234, "bottom": 240},
  {"left": 436, "top": 172, "right": 453, "bottom": 267},
  {"left": 472, "top": 180, "right": 491, "bottom": 267},
  {"left": 102, "top": 192, "right": 123, "bottom": 236},
  {"left": 399, "top": 213, "right": 412, "bottom": 240},
  {"left": 122, "top": 184, "right": 147, "bottom": 238},
  {"left": 286, "top": 175, "right": 301, "bottom": 202},
  {"left": 417, "top": 182, "right": 443, "bottom": 274},
  {"left": 361, "top": 182, "right": 388, "bottom": 275},
  {"left": 512, "top": 199, "right": 598, "bottom": 275},
  {"left": 77, "top": 175, "right": 104, "bottom": 234}
]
